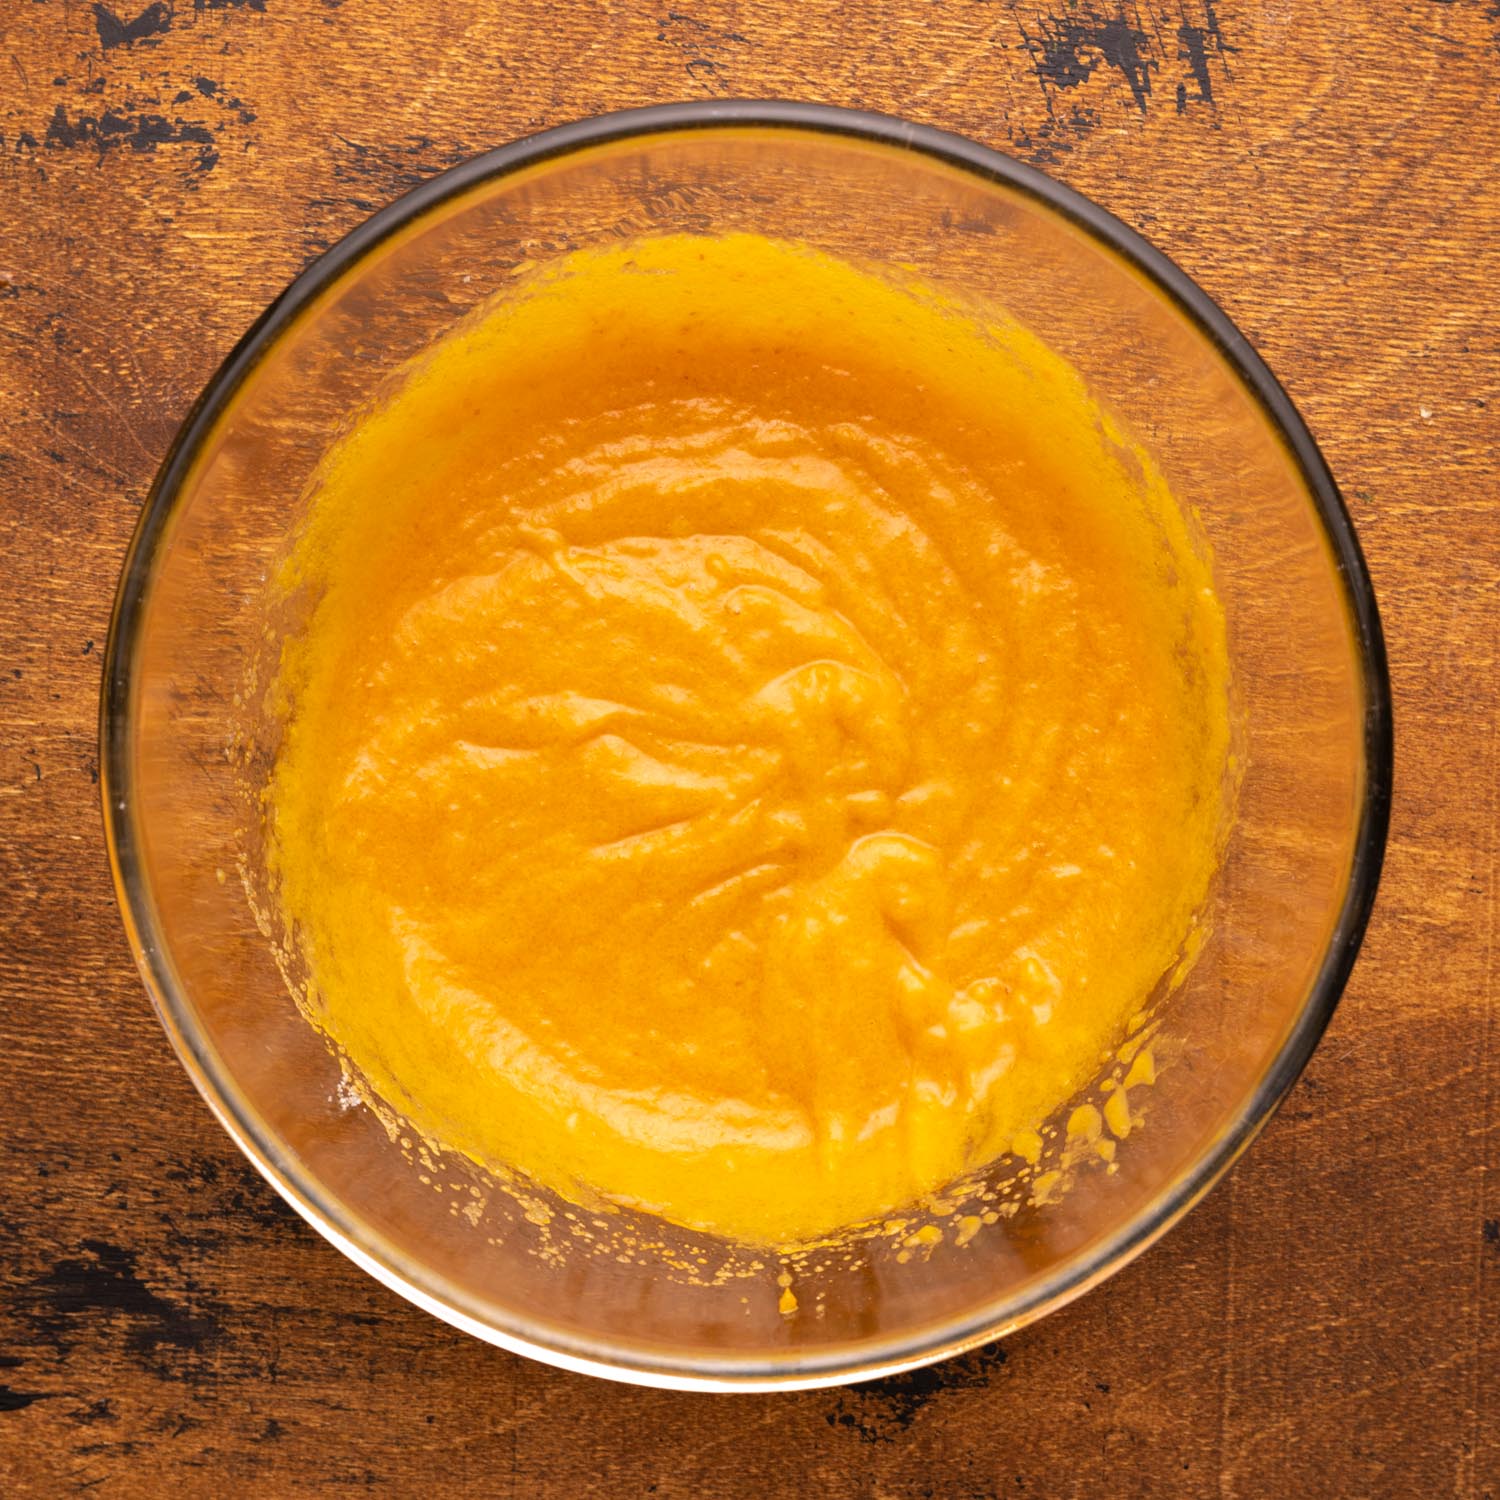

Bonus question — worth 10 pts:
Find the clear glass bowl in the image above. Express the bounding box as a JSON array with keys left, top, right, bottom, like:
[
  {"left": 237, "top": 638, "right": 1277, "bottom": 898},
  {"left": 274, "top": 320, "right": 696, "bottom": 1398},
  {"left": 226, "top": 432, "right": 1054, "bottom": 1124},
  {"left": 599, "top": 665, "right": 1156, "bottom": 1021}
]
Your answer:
[{"left": 101, "top": 102, "right": 1391, "bottom": 1390}]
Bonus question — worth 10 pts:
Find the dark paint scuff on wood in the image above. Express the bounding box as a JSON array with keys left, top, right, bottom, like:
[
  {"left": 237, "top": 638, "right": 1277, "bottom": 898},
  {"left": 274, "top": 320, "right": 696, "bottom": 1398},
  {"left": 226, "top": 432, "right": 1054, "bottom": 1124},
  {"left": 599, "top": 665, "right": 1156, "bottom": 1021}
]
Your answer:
[
  {"left": 92, "top": 3, "right": 174, "bottom": 52},
  {"left": 826, "top": 1345, "right": 1010, "bottom": 1444}
]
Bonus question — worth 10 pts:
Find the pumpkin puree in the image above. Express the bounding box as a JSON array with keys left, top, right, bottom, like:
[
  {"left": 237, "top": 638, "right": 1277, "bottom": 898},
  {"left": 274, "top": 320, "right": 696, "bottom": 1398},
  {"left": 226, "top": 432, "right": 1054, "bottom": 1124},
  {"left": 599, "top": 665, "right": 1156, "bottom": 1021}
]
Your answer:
[{"left": 266, "top": 233, "right": 1230, "bottom": 1246}]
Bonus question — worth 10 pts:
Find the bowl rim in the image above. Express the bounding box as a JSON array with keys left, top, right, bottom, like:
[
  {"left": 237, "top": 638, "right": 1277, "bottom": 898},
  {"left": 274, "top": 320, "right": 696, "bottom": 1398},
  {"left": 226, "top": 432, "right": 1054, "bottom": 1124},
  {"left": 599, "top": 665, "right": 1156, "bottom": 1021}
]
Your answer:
[{"left": 100, "top": 99, "right": 1394, "bottom": 1392}]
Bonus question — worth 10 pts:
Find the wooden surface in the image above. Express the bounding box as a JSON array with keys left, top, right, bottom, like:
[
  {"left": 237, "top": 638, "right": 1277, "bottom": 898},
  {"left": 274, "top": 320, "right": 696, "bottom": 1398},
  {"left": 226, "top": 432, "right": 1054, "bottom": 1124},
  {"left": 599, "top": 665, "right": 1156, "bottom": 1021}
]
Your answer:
[{"left": 1, "top": 1, "right": 1495, "bottom": 1494}]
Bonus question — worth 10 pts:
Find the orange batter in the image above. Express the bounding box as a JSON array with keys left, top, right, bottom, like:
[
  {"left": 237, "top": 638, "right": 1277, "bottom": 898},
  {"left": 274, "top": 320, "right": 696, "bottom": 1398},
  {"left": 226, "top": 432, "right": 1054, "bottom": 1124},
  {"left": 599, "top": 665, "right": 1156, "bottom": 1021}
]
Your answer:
[{"left": 265, "top": 233, "right": 1230, "bottom": 1245}]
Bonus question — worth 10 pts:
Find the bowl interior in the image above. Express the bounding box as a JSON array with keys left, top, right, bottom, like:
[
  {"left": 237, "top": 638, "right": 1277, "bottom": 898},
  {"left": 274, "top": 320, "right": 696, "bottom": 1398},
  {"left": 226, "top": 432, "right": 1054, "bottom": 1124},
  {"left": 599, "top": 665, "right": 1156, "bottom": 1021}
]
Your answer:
[{"left": 105, "top": 109, "right": 1385, "bottom": 1388}]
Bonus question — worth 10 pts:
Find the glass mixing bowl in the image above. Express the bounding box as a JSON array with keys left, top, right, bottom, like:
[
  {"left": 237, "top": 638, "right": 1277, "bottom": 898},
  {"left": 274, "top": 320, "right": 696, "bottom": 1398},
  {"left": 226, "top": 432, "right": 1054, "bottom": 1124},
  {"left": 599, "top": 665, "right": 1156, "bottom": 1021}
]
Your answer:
[{"left": 101, "top": 102, "right": 1391, "bottom": 1390}]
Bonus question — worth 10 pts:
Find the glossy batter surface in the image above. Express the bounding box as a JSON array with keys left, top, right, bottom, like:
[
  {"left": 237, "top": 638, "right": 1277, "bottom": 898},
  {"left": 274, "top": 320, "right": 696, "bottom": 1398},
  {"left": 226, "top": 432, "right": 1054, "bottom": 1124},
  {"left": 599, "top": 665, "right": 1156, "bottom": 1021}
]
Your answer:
[{"left": 266, "top": 234, "right": 1230, "bottom": 1245}]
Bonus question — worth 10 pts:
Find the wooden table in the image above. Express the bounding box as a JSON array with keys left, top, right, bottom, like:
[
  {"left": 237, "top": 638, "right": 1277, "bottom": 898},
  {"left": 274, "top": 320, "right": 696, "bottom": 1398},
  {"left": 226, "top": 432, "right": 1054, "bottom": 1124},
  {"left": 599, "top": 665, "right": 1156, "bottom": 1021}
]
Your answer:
[{"left": 2, "top": 1, "right": 1495, "bottom": 1494}]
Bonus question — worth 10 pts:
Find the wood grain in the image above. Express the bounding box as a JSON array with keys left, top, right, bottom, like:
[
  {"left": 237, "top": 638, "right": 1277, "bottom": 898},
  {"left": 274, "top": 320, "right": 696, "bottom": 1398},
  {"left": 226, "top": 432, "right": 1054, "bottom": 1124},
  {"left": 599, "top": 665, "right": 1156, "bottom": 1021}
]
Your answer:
[{"left": 0, "top": 1, "right": 1495, "bottom": 1495}]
